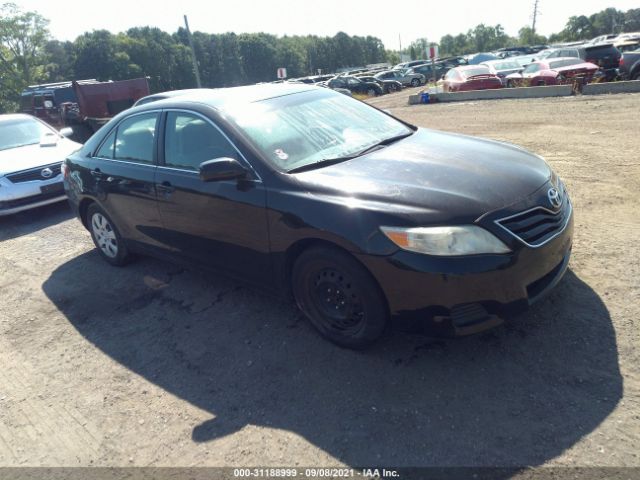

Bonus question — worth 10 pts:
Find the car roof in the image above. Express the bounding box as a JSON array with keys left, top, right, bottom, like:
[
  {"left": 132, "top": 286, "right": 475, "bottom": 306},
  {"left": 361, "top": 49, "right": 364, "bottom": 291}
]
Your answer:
[{"left": 132, "top": 84, "right": 320, "bottom": 111}]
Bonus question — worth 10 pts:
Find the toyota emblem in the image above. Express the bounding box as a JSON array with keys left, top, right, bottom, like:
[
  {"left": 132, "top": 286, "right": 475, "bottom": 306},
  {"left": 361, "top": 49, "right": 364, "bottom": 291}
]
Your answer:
[
  {"left": 41, "top": 167, "right": 53, "bottom": 179},
  {"left": 548, "top": 188, "right": 562, "bottom": 209}
]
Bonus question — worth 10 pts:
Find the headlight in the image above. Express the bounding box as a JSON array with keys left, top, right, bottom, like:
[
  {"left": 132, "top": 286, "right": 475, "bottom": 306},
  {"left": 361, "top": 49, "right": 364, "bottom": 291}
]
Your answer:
[{"left": 381, "top": 225, "right": 511, "bottom": 256}]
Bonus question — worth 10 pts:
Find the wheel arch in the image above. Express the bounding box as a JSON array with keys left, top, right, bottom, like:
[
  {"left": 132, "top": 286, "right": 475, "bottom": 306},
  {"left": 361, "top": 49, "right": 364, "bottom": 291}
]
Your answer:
[
  {"left": 78, "top": 197, "right": 96, "bottom": 229},
  {"left": 282, "top": 238, "right": 386, "bottom": 306}
]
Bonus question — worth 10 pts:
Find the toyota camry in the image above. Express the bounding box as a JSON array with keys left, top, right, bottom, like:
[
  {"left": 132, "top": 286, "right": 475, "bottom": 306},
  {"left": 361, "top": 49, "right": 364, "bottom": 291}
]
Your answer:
[{"left": 64, "top": 84, "right": 573, "bottom": 348}]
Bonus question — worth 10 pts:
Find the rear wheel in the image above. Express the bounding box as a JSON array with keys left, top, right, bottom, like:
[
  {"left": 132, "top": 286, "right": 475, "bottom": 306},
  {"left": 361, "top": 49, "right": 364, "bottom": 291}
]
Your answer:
[
  {"left": 632, "top": 71, "right": 640, "bottom": 81},
  {"left": 292, "top": 246, "right": 388, "bottom": 349},
  {"left": 87, "top": 203, "right": 131, "bottom": 266},
  {"left": 411, "top": 78, "right": 420, "bottom": 87}
]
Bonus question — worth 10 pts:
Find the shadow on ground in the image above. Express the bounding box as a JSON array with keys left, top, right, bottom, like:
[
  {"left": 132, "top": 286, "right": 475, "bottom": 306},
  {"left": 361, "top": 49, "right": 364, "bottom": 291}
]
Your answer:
[
  {"left": 43, "top": 251, "right": 621, "bottom": 467},
  {"left": 0, "top": 202, "right": 73, "bottom": 242}
]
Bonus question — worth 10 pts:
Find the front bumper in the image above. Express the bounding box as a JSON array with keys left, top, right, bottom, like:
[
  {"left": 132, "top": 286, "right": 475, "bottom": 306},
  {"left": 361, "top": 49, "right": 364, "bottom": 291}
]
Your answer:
[
  {"left": 0, "top": 175, "right": 66, "bottom": 216},
  {"left": 356, "top": 204, "right": 574, "bottom": 337}
]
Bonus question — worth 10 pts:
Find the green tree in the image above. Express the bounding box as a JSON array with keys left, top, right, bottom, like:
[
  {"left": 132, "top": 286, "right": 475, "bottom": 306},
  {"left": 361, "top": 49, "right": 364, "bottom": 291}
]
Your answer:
[
  {"left": 590, "top": 8, "right": 625, "bottom": 35},
  {"left": 562, "top": 15, "right": 594, "bottom": 41},
  {"left": 0, "top": 2, "right": 50, "bottom": 112},
  {"left": 518, "top": 26, "right": 547, "bottom": 46},
  {"left": 623, "top": 8, "right": 640, "bottom": 32},
  {"left": 73, "top": 30, "right": 139, "bottom": 81}
]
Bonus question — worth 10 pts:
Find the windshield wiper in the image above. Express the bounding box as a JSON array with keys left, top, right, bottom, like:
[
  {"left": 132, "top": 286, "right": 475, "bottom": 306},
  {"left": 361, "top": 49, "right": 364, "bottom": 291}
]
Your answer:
[{"left": 287, "top": 131, "right": 414, "bottom": 174}]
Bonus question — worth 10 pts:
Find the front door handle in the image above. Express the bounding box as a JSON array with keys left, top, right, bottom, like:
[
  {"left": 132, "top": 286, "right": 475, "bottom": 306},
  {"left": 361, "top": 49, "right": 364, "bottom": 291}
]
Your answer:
[
  {"left": 90, "top": 168, "right": 103, "bottom": 178},
  {"left": 157, "top": 181, "right": 175, "bottom": 194}
]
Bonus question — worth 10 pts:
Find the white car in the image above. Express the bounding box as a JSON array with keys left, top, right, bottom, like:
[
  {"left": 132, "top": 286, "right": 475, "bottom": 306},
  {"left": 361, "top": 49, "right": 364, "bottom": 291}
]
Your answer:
[{"left": 0, "top": 114, "right": 81, "bottom": 216}]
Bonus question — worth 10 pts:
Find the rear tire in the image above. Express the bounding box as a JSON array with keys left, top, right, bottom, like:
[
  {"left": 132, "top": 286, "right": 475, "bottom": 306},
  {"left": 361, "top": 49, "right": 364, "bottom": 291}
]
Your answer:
[
  {"left": 292, "top": 246, "right": 388, "bottom": 349},
  {"left": 87, "top": 203, "right": 131, "bottom": 266},
  {"left": 411, "top": 78, "right": 420, "bottom": 87}
]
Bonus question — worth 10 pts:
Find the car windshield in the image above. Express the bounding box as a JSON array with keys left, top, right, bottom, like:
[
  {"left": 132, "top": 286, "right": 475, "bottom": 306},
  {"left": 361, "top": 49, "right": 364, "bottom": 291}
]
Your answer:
[
  {"left": 493, "top": 61, "right": 521, "bottom": 70},
  {"left": 0, "top": 117, "right": 55, "bottom": 152},
  {"left": 549, "top": 59, "right": 582, "bottom": 69},
  {"left": 225, "top": 90, "right": 412, "bottom": 172},
  {"left": 462, "top": 67, "right": 491, "bottom": 77}
]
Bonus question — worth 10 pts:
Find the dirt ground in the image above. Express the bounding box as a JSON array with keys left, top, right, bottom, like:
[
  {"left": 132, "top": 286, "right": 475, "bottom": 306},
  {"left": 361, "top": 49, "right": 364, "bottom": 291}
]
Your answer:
[{"left": 0, "top": 91, "right": 639, "bottom": 471}]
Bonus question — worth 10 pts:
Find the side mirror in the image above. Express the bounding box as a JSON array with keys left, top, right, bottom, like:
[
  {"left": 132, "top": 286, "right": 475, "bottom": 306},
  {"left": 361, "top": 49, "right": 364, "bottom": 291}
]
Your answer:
[
  {"left": 59, "top": 127, "right": 74, "bottom": 138},
  {"left": 199, "top": 157, "right": 247, "bottom": 182}
]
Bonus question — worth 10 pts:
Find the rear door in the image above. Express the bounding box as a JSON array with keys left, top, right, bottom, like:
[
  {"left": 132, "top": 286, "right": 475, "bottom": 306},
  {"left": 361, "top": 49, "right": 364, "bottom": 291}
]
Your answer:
[
  {"left": 154, "top": 109, "right": 270, "bottom": 284},
  {"left": 89, "top": 111, "right": 163, "bottom": 247}
]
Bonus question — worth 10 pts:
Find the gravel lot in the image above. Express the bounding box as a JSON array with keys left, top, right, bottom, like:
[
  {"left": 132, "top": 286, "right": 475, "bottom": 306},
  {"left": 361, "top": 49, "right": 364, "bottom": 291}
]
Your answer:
[{"left": 0, "top": 91, "right": 639, "bottom": 470}]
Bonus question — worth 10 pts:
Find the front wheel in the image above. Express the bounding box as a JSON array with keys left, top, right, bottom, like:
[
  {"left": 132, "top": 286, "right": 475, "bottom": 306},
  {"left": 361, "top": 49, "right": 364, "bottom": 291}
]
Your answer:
[
  {"left": 292, "top": 246, "right": 388, "bottom": 349},
  {"left": 87, "top": 203, "right": 131, "bottom": 266}
]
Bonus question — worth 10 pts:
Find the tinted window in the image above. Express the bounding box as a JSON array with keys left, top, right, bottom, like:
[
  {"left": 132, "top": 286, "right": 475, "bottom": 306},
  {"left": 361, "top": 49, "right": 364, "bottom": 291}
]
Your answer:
[
  {"left": 96, "top": 130, "right": 116, "bottom": 158},
  {"left": 164, "top": 112, "right": 237, "bottom": 171},
  {"left": 114, "top": 113, "right": 158, "bottom": 164}
]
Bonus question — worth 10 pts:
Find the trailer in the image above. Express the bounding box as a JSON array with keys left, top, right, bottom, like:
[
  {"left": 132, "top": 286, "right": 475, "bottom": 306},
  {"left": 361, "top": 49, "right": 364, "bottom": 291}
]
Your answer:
[{"left": 20, "top": 78, "right": 150, "bottom": 142}]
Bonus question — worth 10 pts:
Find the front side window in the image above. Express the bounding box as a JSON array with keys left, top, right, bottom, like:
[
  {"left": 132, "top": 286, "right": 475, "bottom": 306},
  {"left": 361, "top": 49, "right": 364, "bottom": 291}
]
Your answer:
[
  {"left": 164, "top": 112, "right": 237, "bottom": 171},
  {"left": 113, "top": 113, "right": 158, "bottom": 164},
  {"left": 225, "top": 89, "right": 412, "bottom": 172}
]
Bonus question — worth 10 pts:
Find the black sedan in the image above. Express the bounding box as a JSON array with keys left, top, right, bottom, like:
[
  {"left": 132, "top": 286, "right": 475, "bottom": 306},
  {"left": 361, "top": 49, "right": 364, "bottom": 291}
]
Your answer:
[
  {"left": 327, "top": 76, "right": 383, "bottom": 96},
  {"left": 64, "top": 84, "right": 573, "bottom": 348},
  {"left": 356, "top": 75, "right": 403, "bottom": 93}
]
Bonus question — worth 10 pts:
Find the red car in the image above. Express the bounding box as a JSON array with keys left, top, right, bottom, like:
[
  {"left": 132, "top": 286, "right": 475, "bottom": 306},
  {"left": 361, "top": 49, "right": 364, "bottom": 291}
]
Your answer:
[
  {"left": 442, "top": 65, "right": 503, "bottom": 92},
  {"left": 504, "top": 58, "right": 600, "bottom": 87}
]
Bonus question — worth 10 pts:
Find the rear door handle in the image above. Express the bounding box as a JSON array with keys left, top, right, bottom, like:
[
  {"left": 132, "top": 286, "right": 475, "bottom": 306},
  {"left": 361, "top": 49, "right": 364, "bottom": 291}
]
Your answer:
[
  {"left": 90, "top": 168, "right": 103, "bottom": 178},
  {"left": 157, "top": 181, "right": 175, "bottom": 194}
]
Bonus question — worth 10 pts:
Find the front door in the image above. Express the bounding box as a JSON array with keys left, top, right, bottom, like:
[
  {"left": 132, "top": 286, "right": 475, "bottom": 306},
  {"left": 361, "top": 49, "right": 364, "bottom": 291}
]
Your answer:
[{"left": 154, "top": 110, "right": 270, "bottom": 284}]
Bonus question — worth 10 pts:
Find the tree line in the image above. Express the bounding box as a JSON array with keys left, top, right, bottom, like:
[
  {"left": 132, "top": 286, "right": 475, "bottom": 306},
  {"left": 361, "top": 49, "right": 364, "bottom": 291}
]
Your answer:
[{"left": 1, "top": 2, "right": 639, "bottom": 113}]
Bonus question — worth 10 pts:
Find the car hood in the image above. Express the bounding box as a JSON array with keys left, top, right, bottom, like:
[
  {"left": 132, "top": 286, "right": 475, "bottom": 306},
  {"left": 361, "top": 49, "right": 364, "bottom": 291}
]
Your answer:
[
  {"left": 0, "top": 139, "right": 81, "bottom": 176},
  {"left": 292, "top": 128, "right": 552, "bottom": 224}
]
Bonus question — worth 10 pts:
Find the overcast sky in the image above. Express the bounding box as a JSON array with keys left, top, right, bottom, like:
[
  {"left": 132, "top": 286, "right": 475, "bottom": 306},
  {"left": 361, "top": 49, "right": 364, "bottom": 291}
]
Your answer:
[{"left": 12, "top": 0, "right": 640, "bottom": 49}]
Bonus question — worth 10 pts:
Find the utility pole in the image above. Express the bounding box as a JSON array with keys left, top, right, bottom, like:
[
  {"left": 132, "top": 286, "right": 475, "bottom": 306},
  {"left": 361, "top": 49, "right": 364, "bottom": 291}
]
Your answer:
[
  {"left": 184, "top": 15, "right": 202, "bottom": 88},
  {"left": 399, "top": 34, "right": 402, "bottom": 55},
  {"left": 531, "top": 0, "right": 540, "bottom": 35}
]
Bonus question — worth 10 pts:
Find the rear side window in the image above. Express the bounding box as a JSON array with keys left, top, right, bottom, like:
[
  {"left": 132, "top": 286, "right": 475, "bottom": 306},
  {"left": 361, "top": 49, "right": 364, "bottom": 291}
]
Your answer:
[
  {"left": 96, "top": 130, "right": 116, "bottom": 159},
  {"left": 95, "top": 113, "right": 158, "bottom": 163},
  {"left": 114, "top": 113, "right": 158, "bottom": 164},
  {"left": 164, "top": 112, "right": 237, "bottom": 171}
]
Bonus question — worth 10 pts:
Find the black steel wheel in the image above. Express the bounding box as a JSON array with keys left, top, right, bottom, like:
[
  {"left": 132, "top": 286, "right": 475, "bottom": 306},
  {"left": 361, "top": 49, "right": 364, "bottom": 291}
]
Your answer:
[{"left": 292, "top": 246, "right": 388, "bottom": 349}]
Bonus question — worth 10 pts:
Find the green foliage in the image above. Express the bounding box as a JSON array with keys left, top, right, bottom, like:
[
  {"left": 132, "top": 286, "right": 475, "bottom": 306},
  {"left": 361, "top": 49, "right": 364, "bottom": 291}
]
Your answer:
[
  {"left": 518, "top": 26, "right": 547, "bottom": 46},
  {"left": 0, "top": 2, "right": 50, "bottom": 112},
  {"left": 1, "top": 3, "right": 639, "bottom": 115}
]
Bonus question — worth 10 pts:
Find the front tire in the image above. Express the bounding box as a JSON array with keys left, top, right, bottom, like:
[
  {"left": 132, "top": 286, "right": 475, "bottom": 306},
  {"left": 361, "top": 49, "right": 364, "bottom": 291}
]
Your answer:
[
  {"left": 292, "top": 246, "right": 388, "bottom": 349},
  {"left": 87, "top": 203, "right": 131, "bottom": 266}
]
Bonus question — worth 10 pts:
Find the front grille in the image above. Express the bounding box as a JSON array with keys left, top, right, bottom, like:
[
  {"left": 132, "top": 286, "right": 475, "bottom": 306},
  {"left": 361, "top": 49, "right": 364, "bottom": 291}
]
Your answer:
[
  {"left": 496, "top": 198, "right": 572, "bottom": 247},
  {"left": 0, "top": 190, "right": 65, "bottom": 210},
  {"left": 6, "top": 163, "right": 62, "bottom": 183}
]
